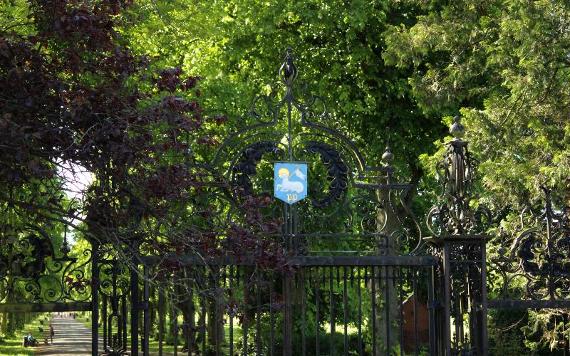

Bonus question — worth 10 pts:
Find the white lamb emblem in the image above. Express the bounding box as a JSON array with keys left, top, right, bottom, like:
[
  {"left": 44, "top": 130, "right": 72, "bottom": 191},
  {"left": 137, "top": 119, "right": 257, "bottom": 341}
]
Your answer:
[{"left": 276, "top": 167, "right": 304, "bottom": 193}]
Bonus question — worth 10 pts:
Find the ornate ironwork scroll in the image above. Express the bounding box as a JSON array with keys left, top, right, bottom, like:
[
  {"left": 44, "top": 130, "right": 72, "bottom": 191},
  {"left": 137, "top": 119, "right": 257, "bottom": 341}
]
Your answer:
[
  {"left": 489, "top": 187, "right": 570, "bottom": 302},
  {"left": 97, "top": 250, "right": 130, "bottom": 354},
  {"left": 213, "top": 49, "right": 421, "bottom": 256},
  {"left": 427, "top": 116, "right": 491, "bottom": 237},
  {"left": 0, "top": 228, "right": 92, "bottom": 304}
]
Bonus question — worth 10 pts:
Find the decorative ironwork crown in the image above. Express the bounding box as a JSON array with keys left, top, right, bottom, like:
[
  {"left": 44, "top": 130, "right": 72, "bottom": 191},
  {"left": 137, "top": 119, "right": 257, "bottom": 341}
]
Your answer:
[{"left": 427, "top": 116, "right": 490, "bottom": 237}]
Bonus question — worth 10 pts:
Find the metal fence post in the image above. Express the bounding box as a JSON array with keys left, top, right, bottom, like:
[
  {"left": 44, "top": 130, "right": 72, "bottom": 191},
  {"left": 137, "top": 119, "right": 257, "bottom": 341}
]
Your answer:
[
  {"left": 91, "top": 241, "right": 99, "bottom": 356},
  {"left": 131, "top": 254, "right": 139, "bottom": 355}
]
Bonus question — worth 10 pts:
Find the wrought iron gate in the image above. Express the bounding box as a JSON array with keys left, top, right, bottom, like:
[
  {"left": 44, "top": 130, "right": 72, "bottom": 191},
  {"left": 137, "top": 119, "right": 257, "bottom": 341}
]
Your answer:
[
  {"left": 136, "top": 255, "right": 439, "bottom": 355},
  {"left": 3, "top": 49, "right": 569, "bottom": 356},
  {"left": 124, "top": 49, "right": 450, "bottom": 356}
]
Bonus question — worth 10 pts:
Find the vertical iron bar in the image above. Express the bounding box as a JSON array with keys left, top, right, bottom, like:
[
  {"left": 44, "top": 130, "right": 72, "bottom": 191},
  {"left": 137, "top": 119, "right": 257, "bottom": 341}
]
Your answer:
[
  {"left": 565, "top": 314, "right": 570, "bottom": 356},
  {"left": 243, "top": 267, "right": 249, "bottom": 356},
  {"left": 110, "top": 261, "right": 117, "bottom": 351},
  {"left": 229, "top": 266, "right": 234, "bottom": 356},
  {"left": 256, "top": 271, "right": 262, "bottom": 356},
  {"left": 385, "top": 266, "right": 391, "bottom": 356},
  {"left": 479, "top": 240, "right": 489, "bottom": 355},
  {"left": 143, "top": 264, "right": 150, "bottom": 356},
  {"left": 187, "top": 270, "right": 194, "bottom": 356},
  {"left": 286, "top": 78, "right": 293, "bottom": 161},
  {"left": 427, "top": 266, "right": 437, "bottom": 356},
  {"left": 283, "top": 199, "right": 294, "bottom": 356},
  {"left": 102, "top": 295, "right": 107, "bottom": 351},
  {"left": 158, "top": 291, "right": 164, "bottom": 356},
  {"left": 108, "top": 305, "right": 113, "bottom": 351},
  {"left": 117, "top": 295, "right": 124, "bottom": 350},
  {"left": 329, "top": 267, "right": 335, "bottom": 356},
  {"left": 270, "top": 271, "right": 276, "bottom": 356},
  {"left": 130, "top": 255, "right": 139, "bottom": 355},
  {"left": 399, "top": 269, "right": 404, "bottom": 356},
  {"left": 443, "top": 243, "right": 452, "bottom": 355},
  {"left": 316, "top": 267, "right": 320, "bottom": 356},
  {"left": 343, "top": 266, "right": 348, "bottom": 356},
  {"left": 216, "top": 269, "right": 222, "bottom": 356},
  {"left": 283, "top": 272, "right": 294, "bottom": 356},
  {"left": 91, "top": 242, "right": 99, "bottom": 356},
  {"left": 173, "top": 306, "right": 178, "bottom": 356},
  {"left": 122, "top": 295, "right": 127, "bottom": 351},
  {"left": 456, "top": 287, "right": 463, "bottom": 351},
  {"left": 413, "top": 270, "right": 419, "bottom": 356},
  {"left": 301, "top": 269, "right": 306, "bottom": 356},
  {"left": 357, "top": 267, "right": 363, "bottom": 356},
  {"left": 468, "top": 266, "right": 475, "bottom": 354},
  {"left": 221, "top": 266, "right": 227, "bottom": 356},
  {"left": 371, "top": 267, "right": 376, "bottom": 356},
  {"left": 201, "top": 279, "right": 206, "bottom": 354}
]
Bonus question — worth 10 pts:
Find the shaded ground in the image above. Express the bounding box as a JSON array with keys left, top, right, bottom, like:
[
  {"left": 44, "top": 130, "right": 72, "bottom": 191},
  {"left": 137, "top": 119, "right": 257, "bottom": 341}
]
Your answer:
[{"left": 35, "top": 316, "right": 101, "bottom": 356}]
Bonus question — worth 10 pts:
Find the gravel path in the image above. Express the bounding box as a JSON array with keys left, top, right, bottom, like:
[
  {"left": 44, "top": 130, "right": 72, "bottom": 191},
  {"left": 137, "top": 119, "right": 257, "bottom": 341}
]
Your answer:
[{"left": 35, "top": 316, "right": 101, "bottom": 356}]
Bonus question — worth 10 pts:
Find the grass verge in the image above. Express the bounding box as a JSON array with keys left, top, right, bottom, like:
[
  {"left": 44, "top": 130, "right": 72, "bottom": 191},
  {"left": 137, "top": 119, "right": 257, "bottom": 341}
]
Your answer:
[{"left": 0, "top": 313, "right": 51, "bottom": 356}]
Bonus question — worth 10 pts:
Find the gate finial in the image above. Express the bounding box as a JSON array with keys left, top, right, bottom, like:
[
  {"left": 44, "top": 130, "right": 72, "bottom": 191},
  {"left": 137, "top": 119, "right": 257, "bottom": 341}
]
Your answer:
[
  {"left": 381, "top": 146, "right": 394, "bottom": 163},
  {"left": 450, "top": 115, "right": 465, "bottom": 139},
  {"left": 427, "top": 115, "right": 491, "bottom": 237},
  {"left": 280, "top": 48, "right": 297, "bottom": 86}
]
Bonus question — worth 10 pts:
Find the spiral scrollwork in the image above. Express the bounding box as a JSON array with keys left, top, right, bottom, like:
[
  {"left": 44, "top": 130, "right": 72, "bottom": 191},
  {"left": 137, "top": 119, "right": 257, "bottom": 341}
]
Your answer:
[
  {"left": 489, "top": 187, "right": 570, "bottom": 300},
  {"left": 99, "top": 257, "right": 130, "bottom": 298},
  {"left": 0, "top": 231, "right": 93, "bottom": 304}
]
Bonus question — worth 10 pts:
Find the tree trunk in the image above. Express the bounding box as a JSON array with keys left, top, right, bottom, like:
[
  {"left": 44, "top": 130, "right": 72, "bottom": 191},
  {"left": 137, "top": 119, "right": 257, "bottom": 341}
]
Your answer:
[
  {"left": 206, "top": 266, "right": 224, "bottom": 354},
  {"left": 173, "top": 268, "right": 196, "bottom": 352},
  {"left": 0, "top": 312, "right": 6, "bottom": 335}
]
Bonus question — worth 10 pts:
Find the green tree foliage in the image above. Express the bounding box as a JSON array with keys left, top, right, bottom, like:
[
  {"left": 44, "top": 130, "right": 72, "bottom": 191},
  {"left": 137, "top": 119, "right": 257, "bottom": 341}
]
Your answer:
[
  {"left": 121, "top": 0, "right": 445, "bottom": 181},
  {"left": 383, "top": 0, "right": 570, "bottom": 208},
  {"left": 0, "top": 0, "right": 222, "bottom": 306},
  {"left": 383, "top": 0, "right": 570, "bottom": 352}
]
